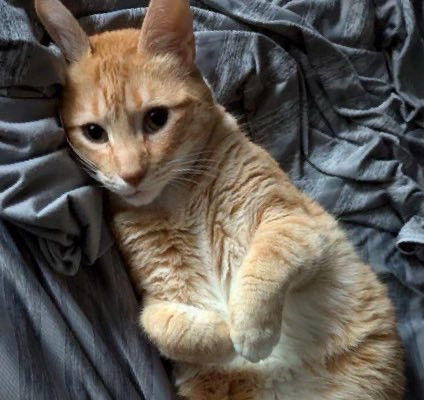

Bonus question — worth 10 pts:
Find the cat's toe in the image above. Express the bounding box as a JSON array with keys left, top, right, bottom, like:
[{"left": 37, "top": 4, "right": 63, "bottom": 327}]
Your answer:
[{"left": 231, "top": 326, "right": 278, "bottom": 363}]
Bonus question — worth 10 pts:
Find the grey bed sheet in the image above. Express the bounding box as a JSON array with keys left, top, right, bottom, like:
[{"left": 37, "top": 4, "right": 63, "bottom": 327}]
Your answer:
[{"left": 1, "top": 0, "right": 424, "bottom": 399}]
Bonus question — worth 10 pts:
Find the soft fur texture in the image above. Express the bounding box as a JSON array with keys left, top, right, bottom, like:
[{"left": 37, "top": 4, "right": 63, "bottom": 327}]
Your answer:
[{"left": 36, "top": 0, "right": 405, "bottom": 398}]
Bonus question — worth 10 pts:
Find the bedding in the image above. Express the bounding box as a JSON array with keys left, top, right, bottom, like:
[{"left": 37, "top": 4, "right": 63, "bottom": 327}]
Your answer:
[{"left": 1, "top": 0, "right": 423, "bottom": 398}]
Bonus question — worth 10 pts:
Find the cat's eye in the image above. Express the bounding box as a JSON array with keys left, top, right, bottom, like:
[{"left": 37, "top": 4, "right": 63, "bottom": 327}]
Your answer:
[
  {"left": 82, "top": 124, "right": 108, "bottom": 143},
  {"left": 143, "top": 107, "right": 169, "bottom": 134}
]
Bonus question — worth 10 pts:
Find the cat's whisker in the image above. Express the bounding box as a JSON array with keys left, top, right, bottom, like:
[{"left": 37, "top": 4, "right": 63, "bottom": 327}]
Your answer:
[
  {"left": 173, "top": 165, "right": 218, "bottom": 172},
  {"left": 171, "top": 176, "right": 200, "bottom": 186},
  {"left": 164, "top": 158, "right": 220, "bottom": 168},
  {"left": 66, "top": 138, "right": 97, "bottom": 168},
  {"left": 191, "top": 162, "right": 221, "bottom": 170},
  {"left": 165, "top": 150, "right": 217, "bottom": 161},
  {"left": 173, "top": 168, "right": 217, "bottom": 179},
  {"left": 164, "top": 160, "right": 222, "bottom": 173}
]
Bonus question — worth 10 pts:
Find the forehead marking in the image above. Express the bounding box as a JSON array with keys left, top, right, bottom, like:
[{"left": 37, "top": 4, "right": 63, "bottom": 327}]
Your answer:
[
  {"left": 90, "top": 95, "right": 100, "bottom": 119},
  {"left": 130, "top": 86, "right": 143, "bottom": 109},
  {"left": 93, "top": 62, "right": 101, "bottom": 85}
]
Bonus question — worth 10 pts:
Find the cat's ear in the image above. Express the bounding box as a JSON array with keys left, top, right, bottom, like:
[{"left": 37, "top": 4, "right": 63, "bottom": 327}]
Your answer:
[
  {"left": 35, "top": 0, "right": 91, "bottom": 63},
  {"left": 139, "top": 0, "right": 195, "bottom": 65}
]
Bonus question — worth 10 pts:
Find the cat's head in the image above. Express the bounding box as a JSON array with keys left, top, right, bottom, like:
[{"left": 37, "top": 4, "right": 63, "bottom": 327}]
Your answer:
[{"left": 36, "top": 0, "right": 217, "bottom": 206}]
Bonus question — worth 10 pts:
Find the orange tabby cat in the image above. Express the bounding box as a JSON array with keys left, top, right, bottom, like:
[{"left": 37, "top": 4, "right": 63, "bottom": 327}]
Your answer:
[{"left": 36, "top": 0, "right": 405, "bottom": 398}]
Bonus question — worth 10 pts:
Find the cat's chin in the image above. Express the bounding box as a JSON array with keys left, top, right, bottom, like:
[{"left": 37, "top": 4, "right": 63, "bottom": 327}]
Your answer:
[{"left": 122, "top": 189, "right": 160, "bottom": 207}]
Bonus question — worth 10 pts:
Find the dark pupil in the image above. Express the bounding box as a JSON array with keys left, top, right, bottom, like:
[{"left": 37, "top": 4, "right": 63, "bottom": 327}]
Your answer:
[
  {"left": 86, "top": 124, "right": 104, "bottom": 140},
  {"left": 147, "top": 108, "right": 168, "bottom": 130}
]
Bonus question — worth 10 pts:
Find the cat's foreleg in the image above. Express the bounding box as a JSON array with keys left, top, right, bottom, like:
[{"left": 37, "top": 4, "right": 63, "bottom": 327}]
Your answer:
[
  {"left": 229, "top": 210, "right": 328, "bottom": 363},
  {"left": 141, "top": 300, "right": 235, "bottom": 363}
]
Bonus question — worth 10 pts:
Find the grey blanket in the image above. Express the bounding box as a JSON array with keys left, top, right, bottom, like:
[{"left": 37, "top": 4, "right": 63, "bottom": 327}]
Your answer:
[{"left": 1, "top": 0, "right": 423, "bottom": 398}]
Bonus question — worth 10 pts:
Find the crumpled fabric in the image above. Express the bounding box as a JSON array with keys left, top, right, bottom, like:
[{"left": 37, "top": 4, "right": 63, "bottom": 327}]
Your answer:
[{"left": 1, "top": 0, "right": 424, "bottom": 398}]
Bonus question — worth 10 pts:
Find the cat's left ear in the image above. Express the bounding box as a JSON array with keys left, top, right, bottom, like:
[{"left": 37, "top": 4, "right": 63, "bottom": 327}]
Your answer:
[
  {"left": 139, "top": 0, "right": 195, "bottom": 65},
  {"left": 35, "top": 0, "right": 91, "bottom": 63}
]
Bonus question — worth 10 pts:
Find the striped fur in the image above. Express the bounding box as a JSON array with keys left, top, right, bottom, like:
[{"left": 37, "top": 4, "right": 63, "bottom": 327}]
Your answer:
[{"left": 38, "top": 0, "right": 405, "bottom": 398}]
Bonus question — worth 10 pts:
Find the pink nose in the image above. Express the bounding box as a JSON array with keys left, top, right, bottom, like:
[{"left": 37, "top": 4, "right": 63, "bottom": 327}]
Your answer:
[{"left": 120, "top": 170, "right": 145, "bottom": 187}]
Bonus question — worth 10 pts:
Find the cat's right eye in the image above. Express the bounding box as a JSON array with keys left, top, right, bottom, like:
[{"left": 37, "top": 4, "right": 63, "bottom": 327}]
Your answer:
[{"left": 82, "top": 124, "right": 108, "bottom": 143}]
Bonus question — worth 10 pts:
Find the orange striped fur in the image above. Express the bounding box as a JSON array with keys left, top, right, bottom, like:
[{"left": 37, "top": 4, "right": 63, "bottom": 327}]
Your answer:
[{"left": 36, "top": 0, "right": 405, "bottom": 398}]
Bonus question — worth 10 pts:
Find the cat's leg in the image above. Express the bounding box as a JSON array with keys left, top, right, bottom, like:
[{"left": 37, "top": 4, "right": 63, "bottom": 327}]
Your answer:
[
  {"left": 141, "top": 300, "right": 235, "bottom": 363},
  {"left": 178, "top": 369, "right": 261, "bottom": 400},
  {"left": 229, "top": 209, "right": 334, "bottom": 362}
]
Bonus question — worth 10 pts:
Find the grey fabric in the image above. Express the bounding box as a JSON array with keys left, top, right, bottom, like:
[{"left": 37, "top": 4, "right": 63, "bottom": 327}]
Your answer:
[
  {"left": 0, "top": 219, "right": 174, "bottom": 400},
  {"left": 1, "top": 0, "right": 424, "bottom": 399}
]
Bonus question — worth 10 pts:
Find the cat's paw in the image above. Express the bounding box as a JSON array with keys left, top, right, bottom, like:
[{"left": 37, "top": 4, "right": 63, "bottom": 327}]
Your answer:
[{"left": 230, "top": 313, "right": 281, "bottom": 363}]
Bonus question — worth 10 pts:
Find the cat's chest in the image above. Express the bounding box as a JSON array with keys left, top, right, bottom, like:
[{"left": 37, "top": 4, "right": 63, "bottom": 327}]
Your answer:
[{"left": 112, "top": 197, "right": 251, "bottom": 310}]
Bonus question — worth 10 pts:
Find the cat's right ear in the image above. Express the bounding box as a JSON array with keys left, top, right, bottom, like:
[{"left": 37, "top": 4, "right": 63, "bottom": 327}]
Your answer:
[{"left": 35, "top": 0, "right": 91, "bottom": 63}]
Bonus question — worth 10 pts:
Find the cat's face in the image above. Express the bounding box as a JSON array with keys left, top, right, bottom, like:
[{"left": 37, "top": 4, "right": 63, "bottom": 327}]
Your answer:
[
  {"left": 36, "top": 0, "right": 215, "bottom": 206},
  {"left": 62, "top": 31, "right": 214, "bottom": 206}
]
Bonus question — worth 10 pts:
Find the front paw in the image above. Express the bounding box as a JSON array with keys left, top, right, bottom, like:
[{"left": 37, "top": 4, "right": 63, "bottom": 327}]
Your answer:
[{"left": 230, "top": 311, "right": 281, "bottom": 363}]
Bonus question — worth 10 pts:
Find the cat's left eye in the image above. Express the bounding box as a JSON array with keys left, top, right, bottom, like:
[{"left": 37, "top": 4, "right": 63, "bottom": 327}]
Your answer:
[{"left": 143, "top": 107, "right": 169, "bottom": 134}]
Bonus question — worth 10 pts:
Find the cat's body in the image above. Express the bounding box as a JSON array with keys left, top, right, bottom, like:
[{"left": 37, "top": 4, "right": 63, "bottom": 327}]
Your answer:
[
  {"left": 110, "top": 109, "right": 403, "bottom": 400},
  {"left": 35, "top": 0, "right": 405, "bottom": 398}
]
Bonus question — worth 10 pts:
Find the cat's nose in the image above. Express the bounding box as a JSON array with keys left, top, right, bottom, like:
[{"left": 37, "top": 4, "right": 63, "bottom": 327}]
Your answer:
[{"left": 120, "top": 170, "right": 145, "bottom": 187}]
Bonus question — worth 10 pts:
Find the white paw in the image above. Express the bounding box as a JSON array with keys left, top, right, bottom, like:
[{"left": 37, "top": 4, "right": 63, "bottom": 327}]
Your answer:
[{"left": 230, "top": 321, "right": 280, "bottom": 363}]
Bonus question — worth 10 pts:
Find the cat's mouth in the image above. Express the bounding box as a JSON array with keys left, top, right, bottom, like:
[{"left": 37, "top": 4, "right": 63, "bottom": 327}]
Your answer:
[{"left": 112, "top": 173, "right": 171, "bottom": 207}]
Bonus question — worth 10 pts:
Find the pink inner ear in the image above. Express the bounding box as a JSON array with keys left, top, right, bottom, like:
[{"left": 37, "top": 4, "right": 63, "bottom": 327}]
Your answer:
[{"left": 138, "top": 0, "right": 195, "bottom": 64}]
